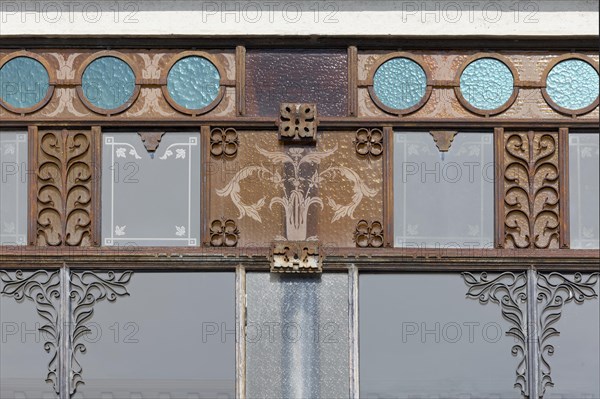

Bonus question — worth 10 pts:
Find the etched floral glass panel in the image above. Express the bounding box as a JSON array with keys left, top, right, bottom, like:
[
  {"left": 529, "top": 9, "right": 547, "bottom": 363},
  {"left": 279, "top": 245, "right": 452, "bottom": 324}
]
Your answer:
[
  {"left": 246, "top": 273, "right": 349, "bottom": 399},
  {"left": 546, "top": 59, "right": 599, "bottom": 111},
  {"left": 81, "top": 56, "right": 136, "bottom": 110},
  {"left": 71, "top": 272, "right": 235, "bottom": 399},
  {"left": 459, "top": 58, "right": 514, "bottom": 110},
  {"left": 393, "top": 132, "right": 494, "bottom": 248},
  {"left": 0, "top": 131, "right": 28, "bottom": 246},
  {"left": 102, "top": 132, "right": 201, "bottom": 246},
  {"left": 569, "top": 133, "right": 600, "bottom": 249},
  {"left": 1, "top": 270, "right": 60, "bottom": 398},
  {"left": 167, "top": 56, "right": 221, "bottom": 110},
  {"left": 373, "top": 57, "right": 427, "bottom": 110},
  {"left": 360, "top": 273, "right": 520, "bottom": 398},
  {"left": 0, "top": 57, "right": 50, "bottom": 109}
]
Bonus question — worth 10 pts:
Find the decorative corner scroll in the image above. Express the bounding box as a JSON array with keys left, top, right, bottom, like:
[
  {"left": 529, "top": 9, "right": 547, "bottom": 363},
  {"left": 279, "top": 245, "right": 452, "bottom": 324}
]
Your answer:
[
  {"left": 462, "top": 272, "right": 529, "bottom": 397},
  {"left": 210, "top": 219, "right": 239, "bottom": 247},
  {"left": 138, "top": 132, "right": 165, "bottom": 153},
  {"left": 355, "top": 128, "right": 383, "bottom": 158},
  {"left": 270, "top": 241, "right": 323, "bottom": 273},
  {"left": 278, "top": 103, "right": 317, "bottom": 142},
  {"left": 536, "top": 272, "right": 599, "bottom": 396},
  {"left": 430, "top": 130, "right": 457, "bottom": 152},
  {"left": 354, "top": 220, "right": 384, "bottom": 248},
  {"left": 210, "top": 128, "right": 239, "bottom": 158},
  {"left": 0, "top": 270, "right": 61, "bottom": 394}
]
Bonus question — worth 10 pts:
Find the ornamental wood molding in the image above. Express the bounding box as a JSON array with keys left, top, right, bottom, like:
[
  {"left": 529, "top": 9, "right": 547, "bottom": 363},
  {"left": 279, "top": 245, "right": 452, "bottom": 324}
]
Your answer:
[
  {"left": 278, "top": 103, "right": 318, "bottom": 142},
  {"left": 32, "top": 128, "right": 99, "bottom": 246},
  {"left": 270, "top": 241, "right": 323, "bottom": 273},
  {"left": 502, "top": 131, "right": 560, "bottom": 249}
]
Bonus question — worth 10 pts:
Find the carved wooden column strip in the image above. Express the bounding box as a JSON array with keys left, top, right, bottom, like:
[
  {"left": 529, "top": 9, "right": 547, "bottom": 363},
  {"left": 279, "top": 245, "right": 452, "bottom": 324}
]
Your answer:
[
  {"left": 494, "top": 127, "right": 505, "bottom": 249},
  {"left": 558, "top": 127, "right": 570, "bottom": 248},
  {"left": 28, "top": 126, "right": 38, "bottom": 245},
  {"left": 201, "top": 125, "right": 211, "bottom": 246},
  {"left": 348, "top": 46, "right": 358, "bottom": 117},
  {"left": 91, "top": 126, "right": 101, "bottom": 246},
  {"left": 236, "top": 46, "right": 246, "bottom": 116},
  {"left": 383, "top": 126, "right": 394, "bottom": 247}
]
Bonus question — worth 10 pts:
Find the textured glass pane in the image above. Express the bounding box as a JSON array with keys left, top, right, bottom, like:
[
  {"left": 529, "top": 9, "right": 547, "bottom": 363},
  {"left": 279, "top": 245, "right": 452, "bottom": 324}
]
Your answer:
[
  {"left": 538, "top": 273, "right": 599, "bottom": 399},
  {"left": 0, "top": 57, "right": 50, "bottom": 109},
  {"left": 102, "top": 132, "right": 201, "bottom": 246},
  {"left": 547, "top": 60, "right": 599, "bottom": 110},
  {"left": 0, "top": 132, "right": 28, "bottom": 246},
  {"left": 569, "top": 133, "right": 599, "bottom": 249},
  {"left": 167, "top": 56, "right": 220, "bottom": 109},
  {"left": 1, "top": 271, "right": 60, "bottom": 398},
  {"left": 360, "top": 273, "right": 521, "bottom": 398},
  {"left": 373, "top": 57, "right": 427, "bottom": 110},
  {"left": 81, "top": 57, "right": 136, "bottom": 110},
  {"left": 246, "top": 273, "right": 349, "bottom": 399},
  {"left": 72, "top": 272, "right": 235, "bottom": 399},
  {"left": 394, "top": 132, "right": 494, "bottom": 248},
  {"left": 460, "top": 58, "right": 514, "bottom": 110}
]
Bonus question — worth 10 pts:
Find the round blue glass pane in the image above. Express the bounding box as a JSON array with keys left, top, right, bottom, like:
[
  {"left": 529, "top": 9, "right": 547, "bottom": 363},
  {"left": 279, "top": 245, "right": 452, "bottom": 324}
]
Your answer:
[
  {"left": 460, "top": 58, "right": 514, "bottom": 111},
  {"left": 0, "top": 57, "right": 50, "bottom": 109},
  {"left": 81, "top": 56, "right": 136, "bottom": 110},
  {"left": 167, "top": 56, "right": 221, "bottom": 110},
  {"left": 546, "top": 59, "right": 599, "bottom": 111},
  {"left": 373, "top": 58, "right": 427, "bottom": 111}
]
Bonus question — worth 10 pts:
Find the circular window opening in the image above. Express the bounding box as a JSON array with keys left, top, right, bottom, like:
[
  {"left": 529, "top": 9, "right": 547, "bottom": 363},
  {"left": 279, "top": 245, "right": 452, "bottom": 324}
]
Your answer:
[
  {"left": 545, "top": 59, "right": 599, "bottom": 112},
  {"left": 459, "top": 58, "right": 515, "bottom": 112},
  {"left": 0, "top": 56, "right": 50, "bottom": 111},
  {"left": 166, "top": 56, "right": 221, "bottom": 112},
  {"left": 372, "top": 57, "right": 428, "bottom": 113},
  {"left": 81, "top": 56, "right": 136, "bottom": 111}
]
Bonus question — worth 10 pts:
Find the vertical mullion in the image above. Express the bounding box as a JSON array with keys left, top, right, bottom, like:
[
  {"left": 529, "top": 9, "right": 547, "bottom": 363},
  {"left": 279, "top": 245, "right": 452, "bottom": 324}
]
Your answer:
[
  {"left": 201, "top": 125, "right": 211, "bottom": 246},
  {"left": 236, "top": 46, "right": 246, "bottom": 117},
  {"left": 559, "top": 127, "right": 570, "bottom": 248},
  {"left": 383, "top": 126, "right": 394, "bottom": 247},
  {"left": 527, "top": 267, "right": 539, "bottom": 399},
  {"left": 348, "top": 265, "right": 360, "bottom": 398},
  {"left": 59, "top": 264, "right": 71, "bottom": 399},
  {"left": 348, "top": 46, "right": 358, "bottom": 117},
  {"left": 494, "top": 127, "right": 505, "bottom": 249},
  {"left": 91, "top": 126, "right": 102, "bottom": 246},
  {"left": 28, "top": 126, "right": 38, "bottom": 245},
  {"left": 236, "top": 265, "right": 246, "bottom": 399}
]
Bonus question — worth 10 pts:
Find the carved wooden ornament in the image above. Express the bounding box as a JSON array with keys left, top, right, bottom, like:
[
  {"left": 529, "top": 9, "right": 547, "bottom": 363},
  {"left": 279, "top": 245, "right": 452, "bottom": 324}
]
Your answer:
[
  {"left": 270, "top": 241, "right": 323, "bottom": 273},
  {"left": 355, "top": 128, "right": 384, "bottom": 157},
  {"left": 354, "top": 220, "right": 384, "bottom": 248},
  {"left": 210, "top": 128, "right": 239, "bottom": 158},
  {"left": 278, "top": 103, "right": 317, "bottom": 142},
  {"left": 209, "top": 219, "right": 239, "bottom": 247},
  {"left": 430, "top": 131, "right": 457, "bottom": 152},
  {"left": 138, "top": 132, "right": 165, "bottom": 153}
]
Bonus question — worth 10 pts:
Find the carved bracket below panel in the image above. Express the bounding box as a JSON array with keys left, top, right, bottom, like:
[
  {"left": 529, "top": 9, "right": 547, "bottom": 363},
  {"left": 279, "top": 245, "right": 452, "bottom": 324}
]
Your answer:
[
  {"left": 278, "top": 103, "right": 318, "bottom": 142},
  {"left": 270, "top": 241, "right": 323, "bottom": 273},
  {"left": 138, "top": 132, "right": 165, "bottom": 154},
  {"left": 430, "top": 131, "right": 457, "bottom": 152}
]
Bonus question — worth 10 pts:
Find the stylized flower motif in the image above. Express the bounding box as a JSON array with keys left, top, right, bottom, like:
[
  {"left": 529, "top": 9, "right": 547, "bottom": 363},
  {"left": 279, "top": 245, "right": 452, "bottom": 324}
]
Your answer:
[
  {"left": 354, "top": 220, "right": 384, "bottom": 248},
  {"left": 175, "top": 226, "right": 186, "bottom": 237},
  {"left": 210, "top": 128, "right": 239, "bottom": 158},
  {"left": 175, "top": 149, "right": 186, "bottom": 159},
  {"left": 210, "top": 219, "right": 239, "bottom": 247},
  {"left": 354, "top": 128, "right": 383, "bottom": 158},
  {"left": 2, "top": 222, "right": 15, "bottom": 233},
  {"left": 129, "top": 149, "right": 142, "bottom": 159},
  {"left": 467, "top": 224, "right": 480, "bottom": 236},
  {"left": 114, "top": 225, "right": 126, "bottom": 236},
  {"left": 116, "top": 148, "right": 126, "bottom": 158},
  {"left": 407, "top": 224, "right": 419, "bottom": 236},
  {"left": 3, "top": 144, "right": 15, "bottom": 155},
  {"left": 159, "top": 150, "right": 173, "bottom": 160}
]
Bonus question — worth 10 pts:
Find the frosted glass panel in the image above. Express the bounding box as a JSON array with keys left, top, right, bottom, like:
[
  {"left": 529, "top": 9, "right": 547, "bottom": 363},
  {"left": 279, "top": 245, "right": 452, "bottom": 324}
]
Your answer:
[
  {"left": 167, "top": 56, "right": 220, "bottom": 110},
  {"left": 373, "top": 57, "right": 427, "bottom": 110},
  {"left": 546, "top": 59, "right": 599, "bottom": 111},
  {"left": 102, "top": 132, "right": 201, "bottom": 246},
  {"left": 393, "top": 132, "right": 494, "bottom": 248},
  {"left": 538, "top": 273, "right": 599, "bottom": 399},
  {"left": 246, "top": 273, "right": 349, "bottom": 399},
  {"left": 360, "top": 273, "right": 521, "bottom": 399},
  {"left": 72, "top": 272, "right": 235, "bottom": 399},
  {"left": 0, "top": 57, "right": 50, "bottom": 109},
  {"left": 460, "top": 58, "right": 514, "bottom": 110},
  {"left": 0, "top": 132, "right": 28, "bottom": 246},
  {"left": 1, "top": 270, "right": 60, "bottom": 398},
  {"left": 81, "top": 56, "right": 136, "bottom": 110},
  {"left": 569, "top": 133, "right": 599, "bottom": 249}
]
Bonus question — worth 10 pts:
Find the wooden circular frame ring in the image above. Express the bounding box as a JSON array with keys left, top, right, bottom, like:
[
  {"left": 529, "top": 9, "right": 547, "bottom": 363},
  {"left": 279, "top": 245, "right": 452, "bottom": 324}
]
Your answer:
[
  {"left": 453, "top": 53, "right": 521, "bottom": 117},
  {"left": 160, "top": 51, "right": 226, "bottom": 117},
  {"left": 366, "top": 52, "right": 433, "bottom": 116},
  {"left": 541, "top": 54, "right": 599, "bottom": 117},
  {"left": 0, "top": 51, "right": 56, "bottom": 114},
  {"left": 76, "top": 51, "right": 141, "bottom": 116}
]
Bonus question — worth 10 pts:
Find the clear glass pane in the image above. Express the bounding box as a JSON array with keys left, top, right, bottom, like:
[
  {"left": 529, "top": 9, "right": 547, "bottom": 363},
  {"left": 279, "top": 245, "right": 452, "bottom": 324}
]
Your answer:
[
  {"left": 0, "top": 57, "right": 50, "bottom": 109},
  {"left": 460, "top": 58, "right": 514, "bottom": 110},
  {"left": 546, "top": 60, "right": 599, "bottom": 111},
  {"left": 0, "top": 131, "right": 28, "bottom": 246},
  {"left": 393, "top": 132, "right": 494, "bottom": 248},
  {"left": 1, "top": 270, "right": 60, "bottom": 398},
  {"left": 360, "top": 273, "right": 522, "bottom": 398},
  {"left": 246, "top": 273, "right": 349, "bottom": 399},
  {"left": 81, "top": 57, "right": 136, "bottom": 110},
  {"left": 71, "top": 272, "right": 235, "bottom": 399},
  {"left": 373, "top": 57, "right": 427, "bottom": 110},
  {"left": 538, "top": 273, "right": 600, "bottom": 399},
  {"left": 569, "top": 133, "right": 600, "bottom": 249},
  {"left": 167, "top": 56, "right": 220, "bottom": 110},
  {"left": 102, "top": 132, "right": 201, "bottom": 246}
]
